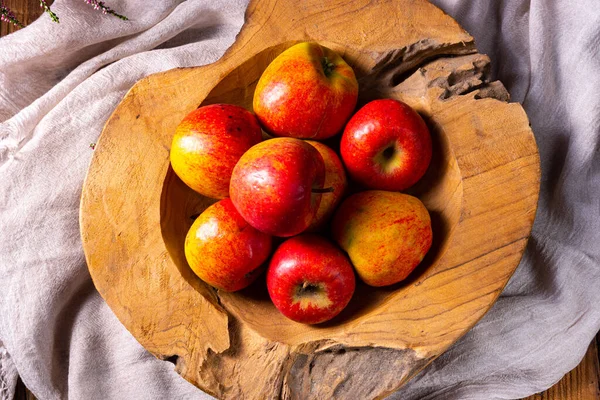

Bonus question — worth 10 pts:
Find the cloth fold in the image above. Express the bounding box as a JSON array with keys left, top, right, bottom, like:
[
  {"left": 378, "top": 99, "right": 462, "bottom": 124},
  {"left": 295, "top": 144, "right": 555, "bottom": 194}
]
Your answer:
[
  {"left": 1, "top": 1, "right": 598, "bottom": 399},
  {"left": 0, "top": 341, "right": 18, "bottom": 400}
]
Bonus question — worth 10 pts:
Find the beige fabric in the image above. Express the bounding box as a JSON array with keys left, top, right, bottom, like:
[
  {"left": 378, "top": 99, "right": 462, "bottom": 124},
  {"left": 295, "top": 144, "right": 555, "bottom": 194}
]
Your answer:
[{"left": 0, "top": 1, "right": 599, "bottom": 399}]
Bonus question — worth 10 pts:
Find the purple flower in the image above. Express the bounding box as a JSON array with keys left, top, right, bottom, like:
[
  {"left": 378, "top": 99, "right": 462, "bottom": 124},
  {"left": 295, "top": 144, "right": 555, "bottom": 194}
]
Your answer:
[
  {"left": 83, "top": 0, "right": 128, "bottom": 20},
  {"left": 1, "top": 1, "right": 25, "bottom": 27},
  {"left": 0, "top": 0, "right": 127, "bottom": 29}
]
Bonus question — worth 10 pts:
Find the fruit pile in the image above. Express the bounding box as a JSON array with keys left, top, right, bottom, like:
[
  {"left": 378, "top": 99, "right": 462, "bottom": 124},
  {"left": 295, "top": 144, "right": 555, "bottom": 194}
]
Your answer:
[{"left": 170, "top": 42, "right": 433, "bottom": 325}]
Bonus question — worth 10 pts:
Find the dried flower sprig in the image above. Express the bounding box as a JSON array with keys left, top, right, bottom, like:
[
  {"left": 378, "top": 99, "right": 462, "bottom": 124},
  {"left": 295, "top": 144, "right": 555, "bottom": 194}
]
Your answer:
[
  {"left": 1, "top": 2, "right": 24, "bottom": 27},
  {"left": 39, "top": 0, "right": 59, "bottom": 23},
  {"left": 0, "top": 0, "right": 127, "bottom": 30},
  {"left": 83, "top": 0, "right": 128, "bottom": 21}
]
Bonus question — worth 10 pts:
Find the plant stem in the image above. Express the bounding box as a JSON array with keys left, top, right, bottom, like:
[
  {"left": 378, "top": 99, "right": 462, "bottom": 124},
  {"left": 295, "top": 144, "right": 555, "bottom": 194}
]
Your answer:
[
  {"left": 83, "top": 0, "right": 128, "bottom": 20},
  {"left": 40, "top": 0, "right": 59, "bottom": 23},
  {"left": 312, "top": 187, "right": 335, "bottom": 194},
  {"left": 321, "top": 57, "right": 336, "bottom": 77}
]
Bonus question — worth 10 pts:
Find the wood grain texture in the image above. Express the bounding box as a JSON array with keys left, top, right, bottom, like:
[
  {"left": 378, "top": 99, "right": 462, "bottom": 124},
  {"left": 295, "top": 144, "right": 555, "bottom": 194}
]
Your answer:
[
  {"left": 0, "top": 0, "right": 50, "bottom": 36},
  {"left": 13, "top": 378, "right": 34, "bottom": 400},
  {"left": 79, "top": 0, "right": 541, "bottom": 398},
  {"left": 524, "top": 339, "right": 600, "bottom": 400}
]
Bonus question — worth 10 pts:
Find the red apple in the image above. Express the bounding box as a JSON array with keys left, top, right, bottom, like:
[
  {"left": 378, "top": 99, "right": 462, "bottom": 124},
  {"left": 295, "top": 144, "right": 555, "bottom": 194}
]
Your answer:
[
  {"left": 230, "top": 138, "right": 326, "bottom": 237},
  {"left": 305, "top": 141, "right": 347, "bottom": 231},
  {"left": 184, "top": 198, "right": 272, "bottom": 292},
  {"left": 340, "top": 99, "right": 432, "bottom": 191},
  {"left": 170, "top": 104, "right": 262, "bottom": 199},
  {"left": 267, "top": 234, "right": 355, "bottom": 324},
  {"left": 253, "top": 42, "right": 358, "bottom": 140},
  {"left": 332, "top": 190, "right": 432, "bottom": 287}
]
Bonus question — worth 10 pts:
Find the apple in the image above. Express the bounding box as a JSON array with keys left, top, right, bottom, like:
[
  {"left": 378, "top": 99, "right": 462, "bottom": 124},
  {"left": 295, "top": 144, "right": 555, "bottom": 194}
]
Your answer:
[
  {"left": 332, "top": 190, "right": 432, "bottom": 287},
  {"left": 170, "top": 104, "right": 262, "bottom": 199},
  {"left": 340, "top": 99, "right": 432, "bottom": 191},
  {"left": 253, "top": 42, "right": 358, "bottom": 140},
  {"left": 230, "top": 137, "right": 327, "bottom": 237},
  {"left": 305, "top": 141, "right": 348, "bottom": 231},
  {"left": 184, "top": 198, "right": 272, "bottom": 292},
  {"left": 267, "top": 234, "right": 356, "bottom": 324}
]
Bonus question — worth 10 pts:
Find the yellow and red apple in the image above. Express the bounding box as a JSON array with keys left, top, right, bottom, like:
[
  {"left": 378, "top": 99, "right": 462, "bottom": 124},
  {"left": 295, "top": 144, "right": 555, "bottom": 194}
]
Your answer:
[
  {"left": 253, "top": 42, "right": 358, "bottom": 140},
  {"left": 184, "top": 198, "right": 272, "bottom": 292},
  {"left": 170, "top": 104, "right": 262, "bottom": 199},
  {"left": 332, "top": 190, "right": 432, "bottom": 287}
]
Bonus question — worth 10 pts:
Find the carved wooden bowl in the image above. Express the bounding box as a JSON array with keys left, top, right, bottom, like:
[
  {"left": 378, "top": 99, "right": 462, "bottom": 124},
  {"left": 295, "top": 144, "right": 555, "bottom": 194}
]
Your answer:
[{"left": 80, "top": 0, "right": 540, "bottom": 398}]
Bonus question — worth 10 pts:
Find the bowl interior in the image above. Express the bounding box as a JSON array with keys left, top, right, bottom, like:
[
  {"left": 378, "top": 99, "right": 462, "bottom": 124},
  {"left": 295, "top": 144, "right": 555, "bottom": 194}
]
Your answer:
[{"left": 160, "top": 43, "right": 463, "bottom": 345}]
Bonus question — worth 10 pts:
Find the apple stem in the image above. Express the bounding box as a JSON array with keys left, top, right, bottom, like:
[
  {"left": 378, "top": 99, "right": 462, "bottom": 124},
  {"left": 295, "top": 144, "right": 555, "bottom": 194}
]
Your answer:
[
  {"left": 321, "top": 57, "right": 335, "bottom": 77},
  {"left": 311, "top": 186, "right": 334, "bottom": 194},
  {"left": 299, "top": 281, "right": 319, "bottom": 295}
]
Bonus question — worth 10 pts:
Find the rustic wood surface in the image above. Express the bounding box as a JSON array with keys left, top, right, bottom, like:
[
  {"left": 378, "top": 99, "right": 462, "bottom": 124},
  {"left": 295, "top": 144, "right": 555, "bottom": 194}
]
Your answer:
[{"left": 3, "top": 1, "right": 598, "bottom": 400}]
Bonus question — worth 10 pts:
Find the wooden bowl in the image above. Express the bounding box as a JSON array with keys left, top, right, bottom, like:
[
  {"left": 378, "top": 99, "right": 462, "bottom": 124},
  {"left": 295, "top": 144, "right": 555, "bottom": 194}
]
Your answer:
[{"left": 80, "top": 0, "right": 540, "bottom": 398}]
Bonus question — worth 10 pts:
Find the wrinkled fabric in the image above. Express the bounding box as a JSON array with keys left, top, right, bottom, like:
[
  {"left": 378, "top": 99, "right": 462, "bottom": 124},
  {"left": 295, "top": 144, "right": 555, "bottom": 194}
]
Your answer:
[
  {"left": 0, "top": 341, "right": 18, "bottom": 400},
  {"left": 0, "top": 1, "right": 598, "bottom": 399}
]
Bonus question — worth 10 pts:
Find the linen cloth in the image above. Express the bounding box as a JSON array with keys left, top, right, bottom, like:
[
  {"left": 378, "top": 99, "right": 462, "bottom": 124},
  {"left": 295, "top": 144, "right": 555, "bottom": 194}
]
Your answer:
[{"left": 0, "top": 0, "right": 598, "bottom": 399}]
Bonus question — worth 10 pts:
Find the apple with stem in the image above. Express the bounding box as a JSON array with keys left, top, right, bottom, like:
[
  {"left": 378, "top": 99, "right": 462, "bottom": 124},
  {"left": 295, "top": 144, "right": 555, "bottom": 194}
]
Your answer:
[
  {"left": 332, "top": 190, "right": 432, "bottom": 287},
  {"left": 230, "top": 138, "right": 330, "bottom": 237},
  {"left": 267, "top": 234, "right": 356, "bottom": 324},
  {"left": 184, "top": 198, "right": 272, "bottom": 292},
  {"left": 340, "top": 99, "right": 432, "bottom": 191},
  {"left": 305, "top": 141, "right": 347, "bottom": 232},
  {"left": 253, "top": 42, "right": 358, "bottom": 140},
  {"left": 170, "top": 104, "right": 262, "bottom": 199}
]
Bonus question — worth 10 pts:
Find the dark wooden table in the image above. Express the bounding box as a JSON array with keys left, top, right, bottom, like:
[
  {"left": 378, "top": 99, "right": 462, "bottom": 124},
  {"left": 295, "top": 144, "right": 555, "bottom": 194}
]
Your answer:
[{"left": 2, "top": 1, "right": 599, "bottom": 399}]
